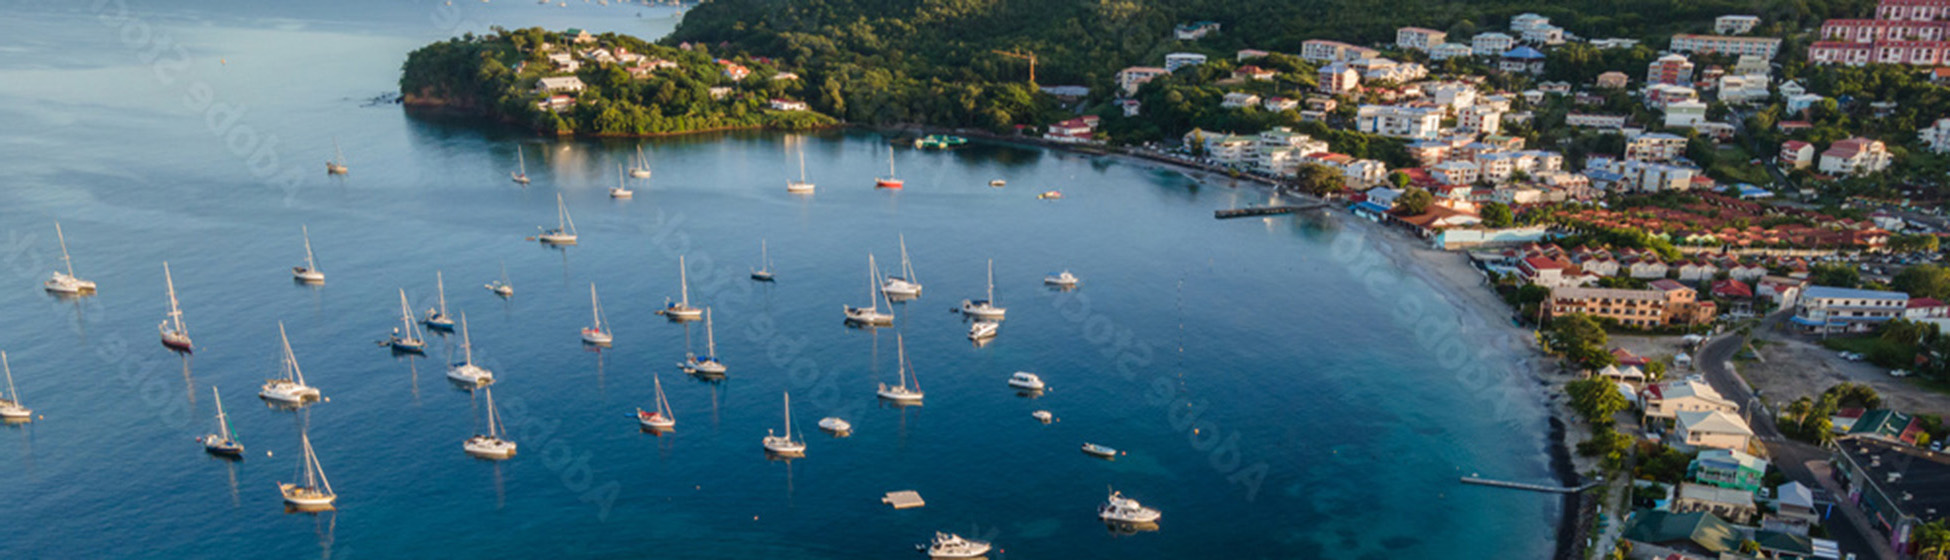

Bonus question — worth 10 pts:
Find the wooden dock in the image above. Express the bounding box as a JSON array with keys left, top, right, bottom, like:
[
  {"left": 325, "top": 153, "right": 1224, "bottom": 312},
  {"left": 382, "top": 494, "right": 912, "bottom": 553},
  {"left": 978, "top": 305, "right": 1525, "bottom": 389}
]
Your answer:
[
  {"left": 1213, "top": 202, "right": 1331, "bottom": 219},
  {"left": 1459, "top": 476, "right": 1601, "bottom": 494}
]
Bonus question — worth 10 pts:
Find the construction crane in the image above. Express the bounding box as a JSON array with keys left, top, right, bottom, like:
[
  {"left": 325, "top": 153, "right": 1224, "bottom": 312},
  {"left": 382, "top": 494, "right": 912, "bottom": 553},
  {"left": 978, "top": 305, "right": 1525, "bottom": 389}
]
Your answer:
[{"left": 991, "top": 49, "right": 1037, "bottom": 85}]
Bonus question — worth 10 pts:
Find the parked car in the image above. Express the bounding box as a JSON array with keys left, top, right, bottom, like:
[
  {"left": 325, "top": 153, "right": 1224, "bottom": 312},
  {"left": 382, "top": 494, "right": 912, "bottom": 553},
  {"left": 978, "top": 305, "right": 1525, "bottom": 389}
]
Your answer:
[{"left": 1890, "top": 369, "right": 1911, "bottom": 377}]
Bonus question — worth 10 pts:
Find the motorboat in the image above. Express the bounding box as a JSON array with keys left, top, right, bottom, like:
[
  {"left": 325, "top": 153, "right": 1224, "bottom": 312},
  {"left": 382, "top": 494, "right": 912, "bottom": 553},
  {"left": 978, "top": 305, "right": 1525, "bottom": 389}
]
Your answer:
[
  {"left": 1032, "top": 410, "right": 1053, "bottom": 423},
  {"left": 817, "top": 417, "right": 851, "bottom": 434},
  {"left": 1038, "top": 190, "right": 1063, "bottom": 200},
  {"left": 1008, "top": 371, "right": 1045, "bottom": 391},
  {"left": 968, "top": 321, "right": 998, "bottom": 340},
  {"left": 1044, "top": 270, "right": 1079, "bottom": 287},
  {"left": 1098, "top": 490, "right": 1162, "bottom": 524},
  {"left": 989, "top": 179, "right": 1005, "bottom": 187},
  {"left": 446, "top": 313, "right": 494, "bottom": 386},
  {"left": 43, "top": 221, "right": 97, "bottom": 295},
  {"left": 921, "top": 532, "right": 991, "bottom": 558},
  {"left": 1081, "top": 443, "right": 1120, "bottom": 459}
]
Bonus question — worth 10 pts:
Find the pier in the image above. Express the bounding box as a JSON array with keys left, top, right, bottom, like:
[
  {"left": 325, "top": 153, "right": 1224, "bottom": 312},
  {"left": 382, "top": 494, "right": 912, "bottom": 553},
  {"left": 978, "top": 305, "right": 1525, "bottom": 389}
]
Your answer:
[
  {"left": 1459, "top": 476, "right": 1602, "bottom": 494},
  {"left": 1213, "top": 202, "right": 1331, "bottom": 219}
]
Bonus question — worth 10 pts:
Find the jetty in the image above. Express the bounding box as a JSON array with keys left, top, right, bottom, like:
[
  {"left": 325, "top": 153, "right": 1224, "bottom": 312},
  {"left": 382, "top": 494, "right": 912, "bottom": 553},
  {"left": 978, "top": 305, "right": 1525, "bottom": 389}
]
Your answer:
[
  {"left": 1213, "top": 203, "right": 1330, "bottom": 219},
  {"left": 881, "top": 490, "right": 925, "bottom": 509},
  {"left": 1459, "top": 476, "right": 1602, "bottom": 494}
]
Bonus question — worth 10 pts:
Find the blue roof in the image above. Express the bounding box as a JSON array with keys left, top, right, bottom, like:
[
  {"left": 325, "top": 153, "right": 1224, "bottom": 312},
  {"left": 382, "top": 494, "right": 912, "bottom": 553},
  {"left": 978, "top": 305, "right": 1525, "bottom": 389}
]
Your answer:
[
  {"left": 1503, "top": 46, "right": 1546, "bottom": 60},
  {"left": 1802, "top": 286, "right": 1908, "bottom": 301},
  {"left": 1353, "top": 201, "right": 1391, "bottom": 214}
]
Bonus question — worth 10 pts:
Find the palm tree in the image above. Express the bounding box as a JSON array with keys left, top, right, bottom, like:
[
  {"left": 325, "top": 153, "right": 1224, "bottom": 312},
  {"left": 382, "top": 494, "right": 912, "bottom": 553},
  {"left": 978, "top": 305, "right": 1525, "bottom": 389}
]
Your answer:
[{"left": 1916, "top": 520, "right": 1950, "bottom": 560}]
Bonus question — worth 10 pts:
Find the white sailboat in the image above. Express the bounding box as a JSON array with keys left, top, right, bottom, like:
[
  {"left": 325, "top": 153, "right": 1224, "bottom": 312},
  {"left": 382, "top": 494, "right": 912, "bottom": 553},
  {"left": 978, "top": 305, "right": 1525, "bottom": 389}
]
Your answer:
[
  {"left": 636, "top": 373, "right": 676, "bottom": 430},
  {"left": 876, "top": 332, "right": 924, "bottom": 403},
  {"left": 486, "top": 261, "right": 514, "bottom": 297},
  {"left": 200, "top": 387, "right": 244, "bottom": 456},
  {"left": 537, "top": 193, "right": 579, "bottom": 245},
  {"left": 447, "top": 312, "right": 494, "bottom": 386},
  {"left": 959, "top": 259, "right": 1006, "bottom": 320},
  {"left": 581, "top": 283, "right": 614, "bottom": 345},
  {"left": 610, "top": 164, "right": 634, "bottom": 199},
  {"left": 159, "top": 262, "right": 193, "bottom": 352},
  {"left": 660, "top": 255, "right": 702, "bottom": 320},
  {"left": 291, "top": 225, "right": 325, "bottom": 283},
  {"left": 843, "top": 254, "right": 895, "bottom": 325},
  {"left": 510, "top": 145, "right": 531, "bottom": 185},
  {"left": 279, "top": 431, "right": 336, "bottom": 508},
  {"left": 42, "top": 221, "right": 97, "bottom": 295},
  {"left": 387, "top": 289, "right": 428, "bottom": 353},
  {"left": 325, "top": 137, "right": 349, "bottom": 175},
  {"left": 786, "top": 138, "right": 814, "bottom": 193},
  {"left": 761, "top": 391, "right": 806, "bottom": 456},
  {"left": 681, "top": 307, "right": 726, "bottom": 375},
  {"left": 629, "top": 145, "right": 653, "bottom": 178},
  {"left": 463, "top": 386, "right": 517, "bottom": 459},
  {"left": 260, "top": 322, "right": 322, "bottom": 405},
  {"left": 0, "top": 352, "right": 32, "bottom": 422},
  {"left": 422, "top": 271, "right": 456, "bottom": 331},
  {"left": 750, "top": 239, "right": 775, "bottom": 282},
  {"left": 874, "top": 147, "right": 903, "bottom": 188},
  {"left": 881, "top": 234, "right": 922, "bottom": 298}
]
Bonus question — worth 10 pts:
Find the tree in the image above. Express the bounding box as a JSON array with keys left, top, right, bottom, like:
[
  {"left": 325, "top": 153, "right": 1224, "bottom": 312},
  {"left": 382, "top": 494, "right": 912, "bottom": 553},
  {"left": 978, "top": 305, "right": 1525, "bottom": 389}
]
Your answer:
[
  {"left": 1915, "top": 520, "right": 1950, "bottom": 560},
  {"left": 1294, "top": 163, "right": 1346, "bottom": 196},
  {"left": 1395, "top": 187, "right": 1434, "bottom": 215},
  {"left": 1569, "top": 377, "right": 1630, "bottom": 422},
  {"left": 1810, "top": 263, "right": 1860, "bottom": 288},
  {"left": 1481, "top": 202, "right": 1514, "bottom": 228},
  {"left": 1824, "top": 382, "right": 1883, "bottom": 410},
  {"left": 1895, "top": 264, "right": 1950, "bottom": 301},
  {"left": 1389, "top": 171, "right": 1411, "bottom": 189},
  {"left": 1546, "top": 314, "right": 1615, "bottom": 369}
]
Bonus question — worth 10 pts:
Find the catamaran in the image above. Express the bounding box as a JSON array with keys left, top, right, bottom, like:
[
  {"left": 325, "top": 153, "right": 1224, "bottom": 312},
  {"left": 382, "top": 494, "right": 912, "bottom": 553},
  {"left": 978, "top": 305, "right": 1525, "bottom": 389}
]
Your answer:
[
  {"left": 199, "top": 387, "right": 244, "bottom": 457},
  {"left": 876, "top": 332, "right": 924, "bottom": 403},
  {"left": 581, "top": 283, "right": 614, "bottom": 346},
  {"left": 159, "top": 262, "right": 193, "bottom": 352},
  {"left": 610, "top": 164, "right": 634, "bottom": 199},
  {"left": 681, "top": 307, "right": 726, "bottom": 375},
  {"left": 260, "top": 322, "right": 322, "bottom": 405},
  {"left": 387, "top": 289, "right": 428, "bottom": 353},
  {"left": 292, "top": 225, "right": 325, "bottom": 283},
  {"left": 42, "top": 221, "right": 96, "bottom": 295},
  {"left": 786, "top": 138, "right": 814, "bottom": 193},
  {"left": 325, "top": 137, "right": 348, "bottom": 175},
  {"left": 636, "top": 373, "right": 676, "bottom": 430},
  {"left": 761, "top": 391, "right": 806, "bottom": 456},
  {"left": 537, "top": 193, "right": 579, "bottom": 245},
  {"left": 922, "top": 532, "right": 993, "bottom": 559},
  {"left": 279, "top": 431, "right": 336, "bottom": 509},
  {"left": 447, "top": 312, "right": 494, "bottom": 386},
  {"left": 750, "top": 239, "right": 775, "bottom": 282},
  {"left": 510, "top": 145, "right": 531, "bottom": 185},
  {"left": 660, "top": 255, "right": 702, "bottom": 321},
  {"left": 463, "top": 386, "right": 517, "bottom": 459},
  {"left": 874, "top": 147, "right": 903, "bottom": 188},
  {"left": 629, "top": 145, "right": 653, "bottom": 178},
  {"left": 422, "top": 270, "right": 456, "bottom": 331},
  {"left": 881, "top": 234, "right": 922, "bottom": 298},
  {"left": 1098, "top": 489, "right": 1162, "bottom": 524},
  {"left": 960, "top": 259, "right": 1007, "bottom": 320},
  {"left": 486, "top": 262, "right": 514, "bottom": 297},
  {"left": 0, "top": 352, "right": 32, "bottom": 422},
  {"left": 843, "top": 254, "right": 895, "bottom": 325}
]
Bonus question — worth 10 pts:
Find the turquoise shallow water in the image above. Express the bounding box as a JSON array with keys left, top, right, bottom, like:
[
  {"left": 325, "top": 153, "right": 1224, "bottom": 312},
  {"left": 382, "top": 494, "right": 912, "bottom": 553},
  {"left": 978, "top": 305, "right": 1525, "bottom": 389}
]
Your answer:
[{"left": 0, "top": 2, "right": 1558, "bottom": 558}]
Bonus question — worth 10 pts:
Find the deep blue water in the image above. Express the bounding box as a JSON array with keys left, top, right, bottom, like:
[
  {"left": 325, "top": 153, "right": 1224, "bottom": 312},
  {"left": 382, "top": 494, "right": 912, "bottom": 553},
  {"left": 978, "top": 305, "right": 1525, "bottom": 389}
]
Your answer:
[{"left": 0, "top": 2, "right": 1558, "bottom": 558}]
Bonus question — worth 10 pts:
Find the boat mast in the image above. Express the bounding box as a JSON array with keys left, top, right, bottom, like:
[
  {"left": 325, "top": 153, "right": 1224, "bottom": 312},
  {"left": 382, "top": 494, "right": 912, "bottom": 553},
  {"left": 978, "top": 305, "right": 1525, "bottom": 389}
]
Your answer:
[
  {"left": 761, "top": 240, "right": 770, "bottom": 272},
  {"left": 279, "top": 322, "right": 306, "bottom": 386},
  {"left": 704, "top": 307, "right": 716, "bottom": 358},
  {"left": 897, "top": 333, "right": 912, "bottom": 391},
  {"left": 301, "top": 225, "right": 318, "bottom": 271},
  {"left": 332, "top": 137, "right": 346, "bottom": 166},
  {"left": 396, "top": 289, "right": 416, "bottom": 336},
  {"left": 782, "top": 392, "right": 794, "bottom": 441},
  {"left": 302, "top": 432, "right": 333, "bottom": 495},
  {"left": 679, "top": 256, "right": 691, "bottom": 306},
  {"left": 213, "top": 387, "right": 233, "bottom": 441},
  {"left": 435, "top": 271, "right": 448, "bottom": 317},
  {"left": 866, "top": 254, "right": 880, "bottom": 313},
  {"left": 54, "top": 221, "right": 76, "bottom": 278},
  {"left": 900, "top": 234, "right": 916, "bottom": 284},
  {"left": 654, "top": 374, "right": 672, "bottom": 418},
  {"left": 887, "top": 148, "right": 897, "bottom": 179},
  {"left": 1, "top": 351, "right": 16, "bottom": 404},
  {"left": 460, "top": 312, "right": 474, "bottom": 364},
  {"left": 589, "top": 283, "right": 603, "bottom": 332},
  {"left": 164, "top": 262, "right": 186, "bottom": 334},
  {"left": 517, "top": 146, "right": 526, "bottom": 174},
  {"left": 797, "top": 143, "right": 809, "bottom": 182},
  {"left": 987, "top": 259, "right": 996, "bottom": 304},
  {"left": 484, "top": 386, "right": 501, "bottom": 438}
]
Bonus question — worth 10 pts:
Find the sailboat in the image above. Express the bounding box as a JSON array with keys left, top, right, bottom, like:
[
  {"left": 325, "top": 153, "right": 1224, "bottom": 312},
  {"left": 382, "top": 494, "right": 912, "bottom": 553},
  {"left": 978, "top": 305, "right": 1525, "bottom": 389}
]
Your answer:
[
  {"left": 279, "top": 432, "right": 336, "bottom": 509},
  {"left": 486, "top": 261, "right": 514, "bottom": 297},
  {"left": 447, "top": 312, "right": 494, "bottom": 386},
  {"left": 291, "top": 225, "right": 325, "bottom": 283},
  {"left": 629, "top": 145, "right": 653, "bottom": 178},
  {"left": 260, "top": 322, "right": 322, "bottom": 405},
  {"left": 660, "top": 255, "right": 703, "bottom": 321},
  {"left": 681, "top": 307, "right": 726, "bottom": 375},
  {"left": 463, "top": 386, "right": 517, "bottom": 459},
  {"left": 843, "top": 254, "right": 895, "bottom": 325},
  {"left": 510, "top": 145, "right": 531, "bottom": 185},
  {"left": 42, "top": 221, "right": 97, "bottom": 295},
  {"left": 610, "top": 164, "right": 634, "bottom": 199},
  {"left": 636, "top": 373, "right": 676, "bottom": 430},
  {"left": 761, "top": 391, "right": 806, "bottom": 456},
  {"left": 159, "top": 262, "right": 193, "bottom": 352},
  {"left": 325, "top": 137, "right": 349, "bottom": 175},
  {"left": 960, "top": 259, "right": 1007, "bottom": 320},
  {"left": 786, "top": 138, "right": 814, "bottom": 193},
  {"left": 750, "top": 239, "right": 775, "bottom": 282},
  {"left": 199, "top": 387, "right": 244, "bottom": 457},
  {"left": 422, "top": 271, "right": 456, "bottom": 331},
  {"left": 0, "top": 351, "right": 32, "bottom": 422},
  {"left": 881, "top": 234, "right": 922, "bottom": 298},
  {"left": 386, "top": 289, "right": 428, "bottom": 353},
  {"left": 537, "top": 193, "right": 579, "bottom": 245},
  {"left": 877, "top": 332, "right": 924, "bottom": 403},
  {"left": 874, "top": 146, "right": 903, "bottom": 188},
  {"left": 581, "top": 283, "right": 614, "bottom": 345}
]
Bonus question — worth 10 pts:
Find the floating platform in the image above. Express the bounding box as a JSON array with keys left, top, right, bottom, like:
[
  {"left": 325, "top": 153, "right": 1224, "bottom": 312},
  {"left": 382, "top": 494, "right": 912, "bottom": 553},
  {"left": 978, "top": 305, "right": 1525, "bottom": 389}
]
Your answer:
[{"left": 882, "top": 490, "right": 925, "bottom": 509}]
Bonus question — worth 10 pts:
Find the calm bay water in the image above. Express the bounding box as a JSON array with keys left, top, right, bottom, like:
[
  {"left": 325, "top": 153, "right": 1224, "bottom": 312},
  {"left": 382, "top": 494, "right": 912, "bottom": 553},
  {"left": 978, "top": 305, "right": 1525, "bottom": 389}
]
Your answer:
[{"left": 0, "top": 2, "right": 1557, "bottom": 558}]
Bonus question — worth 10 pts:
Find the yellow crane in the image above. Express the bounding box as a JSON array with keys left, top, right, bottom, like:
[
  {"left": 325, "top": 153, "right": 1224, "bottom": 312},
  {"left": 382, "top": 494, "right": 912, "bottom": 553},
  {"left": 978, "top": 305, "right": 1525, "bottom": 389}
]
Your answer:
[{"left": 992, "top": 49, "right": 1037, "bottom": 84}]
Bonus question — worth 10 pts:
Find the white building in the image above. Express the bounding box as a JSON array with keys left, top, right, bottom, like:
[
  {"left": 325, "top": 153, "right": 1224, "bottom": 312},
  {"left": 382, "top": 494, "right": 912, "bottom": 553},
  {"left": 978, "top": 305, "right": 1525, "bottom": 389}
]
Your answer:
[
  {"left": 1567, "top": 113, "right": 1628, "bottom": 129},
  {"left": 1819, "top": 137, "right": 1893, "bottom": 177},
  {"left": 1396, "top": 27, "right": 1447, "bottom": 52},
  {"left": 1299, "top": 40, "right": 1380, "bottom": 64},
  {"left": 1732, "top": 54, "right": 1771, "bottom": 77},
  {"left": 1164, "top": 53, "right": 1208, "bottom": 72},
  {"left": 1355, "top": 104, "right": 1443, "bottom": 139},
  {"left": 1432, "top": 160, "right": 1481, "bottom": 185},
  {"left": 1587, "top": 156, "right": 1699, "bottom": 192},
  {"left": 1663, "top": 100, "right": 1709, "bottom": 128},
  {"left": 1430, "top": 43, "right": 1474, "bottom": 60},
  {"left": 1116, "top": 66, "right": 1169, "bottom": 95},
  {"left": 1921, "top": 118, "right": 1950, "bottom": 154},
  {"left": 1221, "top": 92, "right": 1262, "bottom": 109},
  {"left": 1625, "top": 132, "right": 1689, "bottom": 163},
  {"left": 1472, "top": 32, "right": 1515, "bottom": 56},
  {"left": 534, "top": 76, "right": 587, "bottom": 93},
  {"left": 1182, "top": 129, "right": 1257, "bottom": 165},
  {"left": 1718, "top": 74, "right": 1771, "bottom": 104},
  {"left": 1716, "top": 15, "right": 1761, "bottom": 35},
  {"left": 1254, "top": 127, "right": 1330, "bottom": 175},
  {"left": 1794, "top": 286, "right": 1907, "bottom": 333},
  {"left": 1786, "top": 93, "right": 1826, "bottom": 115},
  {"left": 1457, "top": 105, "right": 1503, "bottom": 136}
]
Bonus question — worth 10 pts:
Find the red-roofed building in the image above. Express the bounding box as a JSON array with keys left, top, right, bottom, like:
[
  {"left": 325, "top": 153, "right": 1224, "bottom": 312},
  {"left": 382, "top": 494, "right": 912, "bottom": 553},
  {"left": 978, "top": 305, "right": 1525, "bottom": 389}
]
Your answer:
[
  {"left": 1905, "top": 297, "right": 1948, "bottom": 319},
  {"left": 1233, "top": 65, "right": 1275, "bottom": 81},
  {"left": 1519, "top": 256, "right": 1596, "bottom": 288},
  {"left": 1042, "top": 117, "right": 1099, "bottom": 144},
  {"left": 1611, "top": 347, "right": 1649, "bottom": 367},
  {"left": 1711, "top": 279, "right": 1753, "bottom": 299},
  {"left": 1779, "top": 140, "right": 1815, "bottom": 170}
]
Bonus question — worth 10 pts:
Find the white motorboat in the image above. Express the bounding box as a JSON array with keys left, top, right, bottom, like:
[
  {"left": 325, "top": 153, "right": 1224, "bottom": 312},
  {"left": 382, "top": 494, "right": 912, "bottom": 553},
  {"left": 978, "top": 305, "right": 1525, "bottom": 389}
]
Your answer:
[
  {"left": 880, "top": 234, "right": 922, "bottom": 298},
  {"left": 42, "top": 221, "right": 97, "bottom": 295},
  {"left": 661, "top": 255, "right": 702, "bottom": 320},
  {"left": 0, "top": 352, "right": 32, "bottom": 422},
  {"left": 422, "top": 271, "right": 456, "bottom": 331},
  {"left": 1032, "top": 410, "right": 1053, "bottom": 423},
  {"left": 636, "top": 373, "right": 676, "bottom": 430},
  {"left": 681, "top": 307, "right": 726, "bottom": 375},
  {"left": 876, "top": 333, "right": 924, "bottom": 403},
  {"left": 610, "top": 164, "right": 635, "bottom": 199},
  {"left": 199, "top": 387, "right": 244, "bottom": 456},
  {"left": 1098, "top": 489, "right": 1161, "bottom": 523},
  {"left": 786, "top": 137, "right": 815, "bottom": 193},
  {"left": 968, "top": 320, "right": 998, "bottom": 340},
  {"left": 291, "top": 225, "right": 325, "bottom": 283},
  {"left": 463, "top": 386, "right": 517, "bottom": 459},
  {"left": 581, "top": 283, "right": 614, "bottom": 346},
  {"left": 510, "top": 145, "right": 531, "bottom": 185},
  {"left": 629, "top": 145, "right": 653, "bottom": 178},
  {"left": 959, "top": 259, "right": 1006, "bottom": 320},
  {"left": 325, "top": 137, "right": 349, "bottom": 175},
  {"left": 537, "top": 193, "right": 579, "bottom": 245},
  {"left": 486, "top": 262, "right": 514, "bottom": 297},
  {"left": 387, "top": 289, "right": 428, "bottom": 354},
  {"left": 159, "top": 262, "right": 193, "bottom": 352},
  {"left": 989, "top": 179, "right": 1006, "bottom": 187},
  {"left": 1008, "top": 371, "right": 1045, "bottom": 391},
  {"left": 750, "top": 239, "right": 775, "bottom": 282},
  {"left": 761, "top": 391, "right": 806, "bottom": 456},
  {"left": 844, "top": 254, "right": 895, "bottom": 325},
  {"left": 446, "top": 313, "right": 494, "bottom": 386},
  {"left": 1044, "top": 270, "right": 1079, "bottom": 287},
  {"left": 922, "top": 532, "right": 992, "bottom": 559},
  {"left": 1081, "top": 442, "right": 1120, "bottom": 459},
  {"left": 817, "top": 417, "right": 851, "bottom": 434},
  {"left": 259, "top": 323, "right": 321, "bottom": 405},
  {"left": 279, "top": 431, "right": 336, "bottom": 509}
]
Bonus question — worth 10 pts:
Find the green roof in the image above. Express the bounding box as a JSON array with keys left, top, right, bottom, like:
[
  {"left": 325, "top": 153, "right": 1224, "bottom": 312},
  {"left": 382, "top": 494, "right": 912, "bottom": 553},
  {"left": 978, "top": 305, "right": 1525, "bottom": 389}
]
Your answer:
[
  {"left": 1849, "top": 409, "right": 1914, "bottom": 439},
  {"left": 1754, "top": 530, "right": 1812, "bottom": 554},
  {"left": 1620, "top": 510, "right": 1741, "bottom": 553}
]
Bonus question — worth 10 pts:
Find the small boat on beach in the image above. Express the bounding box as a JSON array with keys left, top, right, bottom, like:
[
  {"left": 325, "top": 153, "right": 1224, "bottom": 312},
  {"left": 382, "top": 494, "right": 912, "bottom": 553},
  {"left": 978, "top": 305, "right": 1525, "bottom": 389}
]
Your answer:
[
  {"left": 0, "top": 352, "right": 33, "bottom": 422},
  {"left": 920, "top": 532, "right": 991, "bottom": 558},
  {"left": 660, "top": 255, "right": 703, "bottom": 321},
  {"left": 1081, "top": 442, "right": 1120, "bottom": 459},
  {"left": 1008, "top": 371, "right": 1045, "bottom": 391},
  {"left": 291, "top": 225, "right": 325, "bottom": 284},
  {"left": 199, "top": 387, "right": 244, "bottom": 457},
  {"left": 159, "top": 262, "right": 193, "bottom": 352},
  {"left": 637, "top": 373, "right": 676, "bottom": 430},
  {"left": 446, "top": 313, "right": 494, "bottom": 387},
  {"left": 43, "top": 221, "right": 97, "bottom": 295}
]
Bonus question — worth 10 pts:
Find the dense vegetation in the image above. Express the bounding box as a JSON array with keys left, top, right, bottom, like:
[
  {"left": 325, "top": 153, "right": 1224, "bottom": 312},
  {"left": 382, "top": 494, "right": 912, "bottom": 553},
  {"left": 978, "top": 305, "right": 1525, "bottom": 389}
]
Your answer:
[{"left": 400, "top": 27, "right": 835, "bottom": 136}]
